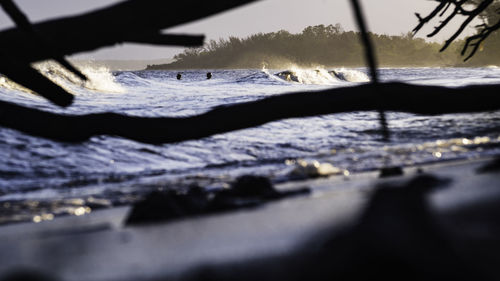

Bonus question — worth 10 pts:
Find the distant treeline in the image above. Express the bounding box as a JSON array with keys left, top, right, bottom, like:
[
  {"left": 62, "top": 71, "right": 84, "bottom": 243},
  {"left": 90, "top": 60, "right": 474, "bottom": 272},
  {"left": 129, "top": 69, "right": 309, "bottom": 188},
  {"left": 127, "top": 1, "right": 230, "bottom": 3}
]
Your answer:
[{"left": 147, "top": 24, "right": 500, "bottom": 70}]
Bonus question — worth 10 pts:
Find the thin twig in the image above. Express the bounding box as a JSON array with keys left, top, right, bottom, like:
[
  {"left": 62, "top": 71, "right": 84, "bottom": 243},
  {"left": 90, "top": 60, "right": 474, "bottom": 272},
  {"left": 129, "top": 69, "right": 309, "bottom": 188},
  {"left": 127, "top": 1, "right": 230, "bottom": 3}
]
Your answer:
[
  {"left": 349, "top": 0, "right": 390, "bottom": 141},
  {"left": 413, "top": 0, "right": 498, "bottom": 58}
]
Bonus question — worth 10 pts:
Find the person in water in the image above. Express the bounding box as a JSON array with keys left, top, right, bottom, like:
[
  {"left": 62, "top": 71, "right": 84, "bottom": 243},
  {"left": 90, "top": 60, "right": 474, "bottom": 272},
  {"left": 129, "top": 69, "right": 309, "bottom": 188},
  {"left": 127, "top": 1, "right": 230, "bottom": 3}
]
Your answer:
[
  {"left": 176, "top": 73, "right": 182, "bottom": 80},
  {"left": 206, "top": 72, "right": 212, "bottom": 80}
]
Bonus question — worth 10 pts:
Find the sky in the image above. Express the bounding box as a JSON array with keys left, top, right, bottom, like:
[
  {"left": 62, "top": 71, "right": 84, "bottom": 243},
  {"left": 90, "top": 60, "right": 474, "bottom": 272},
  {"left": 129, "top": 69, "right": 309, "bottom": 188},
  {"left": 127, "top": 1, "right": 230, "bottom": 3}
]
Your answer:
[{"left": 0, "top": 0, "right": 477, "bottom": 60}]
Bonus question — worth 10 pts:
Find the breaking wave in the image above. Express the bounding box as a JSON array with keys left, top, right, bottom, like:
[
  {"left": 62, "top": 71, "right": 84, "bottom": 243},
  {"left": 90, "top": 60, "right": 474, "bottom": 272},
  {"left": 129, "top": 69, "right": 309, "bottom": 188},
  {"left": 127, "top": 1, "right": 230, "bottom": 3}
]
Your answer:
[
  {"left": 33, "top": 61, "right": 125, "bottom": 93},
  {"left": 0, "top": 76, "right": 33, "bottom": 93},
  {"left": 333, "top": 68, "right": 370, "bottom": 82},
  {"left": 0, "top": 61, "right": 125, "bottom": 96},
  {"left": 267, "top": 66, "right": 370, "bottom": 85}
]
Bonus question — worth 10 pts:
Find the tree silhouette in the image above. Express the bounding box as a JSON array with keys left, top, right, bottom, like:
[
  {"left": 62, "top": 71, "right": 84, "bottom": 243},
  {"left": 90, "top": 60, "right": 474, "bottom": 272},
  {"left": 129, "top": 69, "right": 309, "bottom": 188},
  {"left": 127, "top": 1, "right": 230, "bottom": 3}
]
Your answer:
[{"left": 150, "top": 26, "right": 456, "bottom": 69}]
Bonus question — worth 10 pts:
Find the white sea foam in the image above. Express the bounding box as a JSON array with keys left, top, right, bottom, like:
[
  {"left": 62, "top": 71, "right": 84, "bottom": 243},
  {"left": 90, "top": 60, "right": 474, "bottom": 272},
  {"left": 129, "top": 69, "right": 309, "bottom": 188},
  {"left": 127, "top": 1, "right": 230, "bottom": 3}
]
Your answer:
[
  {"left": 0, "top": 75, "right": 33, "bottom": 93},
  {"left": 82, "top": 65, "right": 125, "bottom": 93},
  {"left": 332, "top": 68, "right": 370, "bottom": 82},
  {"left": 1, "top": 68, "right": 500, "bottom": 225},
  {"left": 268, "top": 65, "right": 370, "bottom": 85},
  {"left": 288, "top": 67, "right": 339, "bottom": 85},
  {"left": 261, "top": 65, "right": 291, "bottom": 84},
  {"left": 31, "top": 60, "right": 125, "bottom": 94}
]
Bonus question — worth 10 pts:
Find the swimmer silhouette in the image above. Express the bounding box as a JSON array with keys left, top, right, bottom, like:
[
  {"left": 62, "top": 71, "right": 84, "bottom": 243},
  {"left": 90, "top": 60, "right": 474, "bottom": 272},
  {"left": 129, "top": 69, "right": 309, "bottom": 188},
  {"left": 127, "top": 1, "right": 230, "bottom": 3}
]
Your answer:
[
  {"left": 177, "top": 73, "right": 182, "bottom": 80},
  {"left": 206, "top": 72, "right": 212, "bottom": 80}
]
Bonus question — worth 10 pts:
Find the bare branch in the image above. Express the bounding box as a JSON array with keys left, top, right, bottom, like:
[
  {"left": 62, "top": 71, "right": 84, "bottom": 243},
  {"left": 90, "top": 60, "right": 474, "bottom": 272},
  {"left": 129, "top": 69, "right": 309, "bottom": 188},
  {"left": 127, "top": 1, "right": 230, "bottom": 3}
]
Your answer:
[
  {"left": 0, "top": 0, "right": 256, "bottom": 64},
  {"left": 0, "top": 53, "right": 74, "bottom": 106},
  {"left": 0, "top": 0, "right": 256, "bottom": 106},
  {"left": 0, "top": 0, "right": 87, "bottom": 82},
  {"left": 440, "top": 0, "right": 493, "bottom": 51},
  {"left": 127, "top": 33, "right": 205, "bottom": 47},
  {"left": 1, "top": 82, "right": 499, "bottom": 144},
  {"left": 462, "top": 18, "right": 500, "bottom": 60},
  {"left": 428, "top": 7, "right": 460, "bottom": 37},
  {"left": 349, "top": 0, "right": 389, "bottom": 141},
  {"left": 413, "top": 0, "right": 499, "bottom": 58},
  {"left": 413, "top": 1, "right": 449, "bottom": 35},
  {"left": 440, "top": 2, "right": 453, "bottom": 17}
]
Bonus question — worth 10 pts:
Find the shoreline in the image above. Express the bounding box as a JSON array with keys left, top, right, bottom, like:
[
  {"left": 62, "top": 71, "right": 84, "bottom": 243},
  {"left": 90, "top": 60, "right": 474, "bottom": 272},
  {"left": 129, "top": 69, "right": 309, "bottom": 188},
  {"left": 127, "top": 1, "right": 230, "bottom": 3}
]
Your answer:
[
  {"left": 0, "top": 156, "right": 499, "bottom": 280},
  {"left": 0, "top": 153, "right": 492, "bottom": 227}
]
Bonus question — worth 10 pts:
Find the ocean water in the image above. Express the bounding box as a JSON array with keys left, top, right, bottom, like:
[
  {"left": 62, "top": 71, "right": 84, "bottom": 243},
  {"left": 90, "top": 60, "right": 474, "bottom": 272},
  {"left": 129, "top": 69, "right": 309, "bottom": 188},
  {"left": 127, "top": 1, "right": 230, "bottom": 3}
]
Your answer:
[{"left": 1, "top": 64, "right": 500, "bottom": 224}]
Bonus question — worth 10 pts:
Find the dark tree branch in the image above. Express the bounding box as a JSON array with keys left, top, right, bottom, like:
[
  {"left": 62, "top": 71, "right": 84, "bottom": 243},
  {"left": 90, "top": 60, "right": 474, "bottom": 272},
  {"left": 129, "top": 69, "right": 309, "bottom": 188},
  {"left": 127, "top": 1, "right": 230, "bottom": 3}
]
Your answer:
[
  {"left": 0, "top": 0, "right": 256, "bottom": 106},
  {"left": 349, "top": 0, "right": 379, "bottom": 84},
  {"left": 127, "top": 33, "right": 205, "bottom": 47},
  {"left": 413, "top": 1, "right": 450, "bottom": 35},
  {"left": 462, "top": 18, "right": 500, "bottom": 60},
  {"left": 349, "top": 0, "right": 389, "bottom": 141},
  {"left": 454, "top": 0, "right": 476, "bottom": 15},
  {"left": 0, "top": 53, "right": 74, "bottom": 106},
  {"left": 0, "top": 0, "right": 256, "bottom": 64},
  {"left": 441, "top": 0, "right": 493, "bottom": 52},
  {"left": 0, "top": 0, "right": 84, "bottom": 106},
  {"left": 440, "top": 2, "right": 453, "bottom": 17},
  {"left": 1, "top": 82, "right": 499, "bottom": 144},
  {"left": 427, "top": 5, "right": 461, "bottom": 37},
  {"left": 0, "top": 0, "right": 87, "bottom": 81},
  {"left": 413, "top": 0, "right": 498, "bottom": 60}
]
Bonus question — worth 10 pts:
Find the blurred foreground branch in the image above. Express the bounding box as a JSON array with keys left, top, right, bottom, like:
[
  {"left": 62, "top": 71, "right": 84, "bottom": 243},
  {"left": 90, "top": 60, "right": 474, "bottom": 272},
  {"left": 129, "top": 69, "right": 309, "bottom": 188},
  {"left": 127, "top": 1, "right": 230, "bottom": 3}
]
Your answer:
[
  {"left": 0, "top": 82, "right": 499, "bottom": 144},
  {"left": 0, "top": 0, "right": 255, "bottom": 63},
  {"left": 0, "top": 0, "right": 87, "bottom": 81},
  {"left": 349, "top": 0, "right": 389, "bottom": 141},
  {"left": 0, "top": 0, "right": 255, "bottom": 106}
]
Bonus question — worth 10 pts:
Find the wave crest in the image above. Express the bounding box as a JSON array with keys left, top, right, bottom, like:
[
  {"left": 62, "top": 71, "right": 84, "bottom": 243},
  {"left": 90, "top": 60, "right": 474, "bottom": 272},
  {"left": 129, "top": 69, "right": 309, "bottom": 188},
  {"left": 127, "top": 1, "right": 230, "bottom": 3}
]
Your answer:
[
  {"left": 33, "top": 61, "right": 125, "bottom": 94},
  {"left": 0, "top": 76, "right": 33, "bottom": 93},
  {"left": 271, "top": 66, "right": 370, "bottom": 85},
  {"left": 0, "top": 61, "right": 126, "bottom": 96}
]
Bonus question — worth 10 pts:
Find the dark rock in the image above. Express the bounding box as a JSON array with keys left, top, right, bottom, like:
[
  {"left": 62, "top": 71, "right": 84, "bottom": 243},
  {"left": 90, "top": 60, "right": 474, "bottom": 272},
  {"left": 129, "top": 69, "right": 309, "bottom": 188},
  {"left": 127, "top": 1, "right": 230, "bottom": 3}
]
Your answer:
[
  {"left": 125, "top": 187, "right": 209, "bottom": 225},
  {"left": 208, "top": 176, "right": 278, "bottom": 211},
  {"left": 379, "top": 166, "right": 404, "bottom": 178},
  {"left": 228, "top": 175, "right": 277, "bottom": 198},
  {"left": 476, "top": 157, "right": 500, "bottom": 173},
  {"left": 125, "top": 175, "right": 310, "bottom": 226}
]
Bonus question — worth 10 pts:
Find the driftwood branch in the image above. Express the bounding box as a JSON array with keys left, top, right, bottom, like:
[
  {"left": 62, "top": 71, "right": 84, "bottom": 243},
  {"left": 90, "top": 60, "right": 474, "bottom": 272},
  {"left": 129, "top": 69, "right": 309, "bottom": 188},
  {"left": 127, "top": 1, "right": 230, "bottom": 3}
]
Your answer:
[
  {"left": 1, "top": 82, "right": 499, "bottom": 144},
  {"left": 0, "top": 52, "right": 74, "bottom": 106},
  {"left": 0, "top": 0, "right": 255, "bottom": 106},
  {"left": 0, "top": 0, "right": 84, "bottom": 106},
  {"left": 0, "top": 0, "right": 256, "bottom": 63},
  {"left": 128, "top": 33, "right": 205, "bottom": 47},
  {"left": 0, "top": 0, "right": 87, "bottom": 82}
]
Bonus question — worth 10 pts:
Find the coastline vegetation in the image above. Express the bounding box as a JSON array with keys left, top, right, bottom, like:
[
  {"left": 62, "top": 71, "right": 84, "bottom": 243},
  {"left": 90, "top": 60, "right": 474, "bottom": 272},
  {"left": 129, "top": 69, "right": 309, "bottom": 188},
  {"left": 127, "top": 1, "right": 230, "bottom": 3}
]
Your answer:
[{"left": 146, "top": 23, "right": 500, "bottom": 70}]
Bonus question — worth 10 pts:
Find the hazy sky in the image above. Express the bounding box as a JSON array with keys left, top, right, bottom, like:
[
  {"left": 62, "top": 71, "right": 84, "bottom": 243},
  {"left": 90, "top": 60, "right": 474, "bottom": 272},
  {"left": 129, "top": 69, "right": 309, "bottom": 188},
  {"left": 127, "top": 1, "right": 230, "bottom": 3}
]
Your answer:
[{"left": 0, "top": 0, "right": 476, "bottom": 60}]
